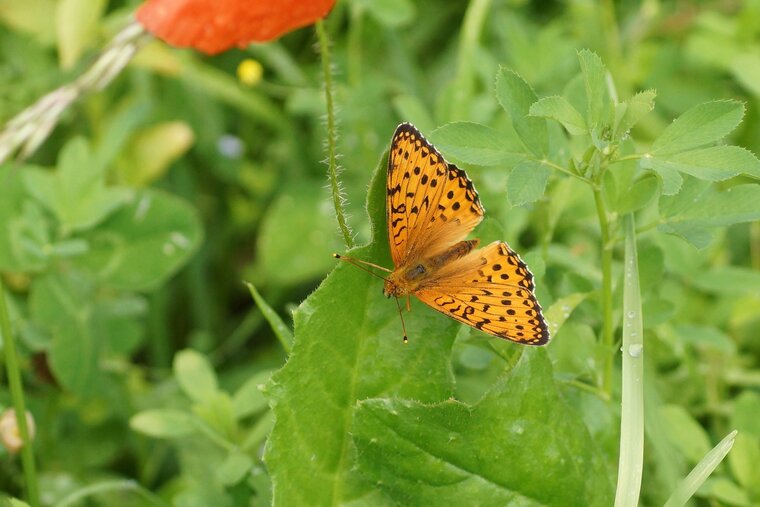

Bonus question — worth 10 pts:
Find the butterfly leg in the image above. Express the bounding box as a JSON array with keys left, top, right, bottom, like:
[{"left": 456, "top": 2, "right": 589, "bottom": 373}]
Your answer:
[{"left": 406, "top": 295, "right": 411, "bottom": 312}]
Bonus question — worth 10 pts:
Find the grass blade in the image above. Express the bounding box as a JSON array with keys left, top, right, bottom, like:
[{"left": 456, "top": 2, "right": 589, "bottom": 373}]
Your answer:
[
  {"left": 663, "top": 430, "right": 738, "bottom": 507},
  {"left": 614, "top": 214, "right": 645, "bottom": 507}
]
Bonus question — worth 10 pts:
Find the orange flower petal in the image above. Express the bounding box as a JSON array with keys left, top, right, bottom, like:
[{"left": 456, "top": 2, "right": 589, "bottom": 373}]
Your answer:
[{"left": 136, "top": 0, "right": 336, "bottom": 54}]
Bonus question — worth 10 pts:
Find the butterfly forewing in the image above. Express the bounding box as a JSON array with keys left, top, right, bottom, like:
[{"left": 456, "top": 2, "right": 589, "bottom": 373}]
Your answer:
[
  {"left": 387, "top": 123, "right": 484, "bottom": 267},
  {"left": 415, "top": 241, "right": 549, "bottom": 345}
]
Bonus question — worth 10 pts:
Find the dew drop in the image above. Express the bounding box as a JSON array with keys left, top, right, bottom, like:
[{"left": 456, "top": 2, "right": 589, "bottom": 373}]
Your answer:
[
  {"left": 627, "top": 311, "right": 635, "bottom": 319},
  {"left": 628, "top": 344, "right": 643, "bottom": 357}
]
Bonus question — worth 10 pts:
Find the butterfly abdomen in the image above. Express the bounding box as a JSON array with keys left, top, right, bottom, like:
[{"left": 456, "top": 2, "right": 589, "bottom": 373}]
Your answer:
[{"left": 427, "top": 239, "right": 479, "bottom": 269}]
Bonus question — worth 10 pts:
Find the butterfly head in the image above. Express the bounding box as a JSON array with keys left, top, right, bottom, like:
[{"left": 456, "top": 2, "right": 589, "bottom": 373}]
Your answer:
[{"left": 383, "top": 279, "right": 402, "bottom": 298}]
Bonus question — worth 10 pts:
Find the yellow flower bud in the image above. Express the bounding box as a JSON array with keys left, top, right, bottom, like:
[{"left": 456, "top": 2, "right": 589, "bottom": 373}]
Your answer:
[{"left": 0, "top": 409, "right": 35, "bottom": 454}]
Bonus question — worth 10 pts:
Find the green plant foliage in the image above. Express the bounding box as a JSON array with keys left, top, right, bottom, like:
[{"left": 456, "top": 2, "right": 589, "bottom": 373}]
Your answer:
[
  {"left": 353, "top": 349, "right": 613, "bottom": 506},
  {"left": 2, "top": 1, "right": 760, "bottom": 506},
  {"left": 264, "top": 158, "right": 461, "bottom": 505}
]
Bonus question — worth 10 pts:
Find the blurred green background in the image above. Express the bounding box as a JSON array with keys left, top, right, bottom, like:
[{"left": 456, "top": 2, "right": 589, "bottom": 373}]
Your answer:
[{"left": 1, "top": 0, "right": 760, "bottom": 505}]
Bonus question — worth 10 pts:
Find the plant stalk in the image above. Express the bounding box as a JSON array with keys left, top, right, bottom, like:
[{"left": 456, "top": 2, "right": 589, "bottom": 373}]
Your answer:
[
  {"left": 593, "top": 185, "right": 615, "bottom": 396},
  {"left": 0, "top": 281, "right": 40, "bottom": 507},
  {"left": 316, "top": 20, "right": 353, "bottom": 249}
]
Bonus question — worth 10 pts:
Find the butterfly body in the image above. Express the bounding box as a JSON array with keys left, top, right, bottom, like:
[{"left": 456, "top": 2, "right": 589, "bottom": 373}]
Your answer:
[{"left": 383, "top": 239, "right": 480, "bottom": 298}]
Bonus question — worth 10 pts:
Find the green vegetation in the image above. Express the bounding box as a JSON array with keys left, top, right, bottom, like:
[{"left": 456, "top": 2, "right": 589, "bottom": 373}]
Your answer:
[{"left": 1, "top": 1, "right": 760, "bottom": 506}]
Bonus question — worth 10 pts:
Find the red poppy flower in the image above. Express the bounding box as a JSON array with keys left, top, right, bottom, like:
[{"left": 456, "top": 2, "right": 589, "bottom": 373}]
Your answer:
[{"left": 136, "top": 0, "right": 336, "bottom": 55}]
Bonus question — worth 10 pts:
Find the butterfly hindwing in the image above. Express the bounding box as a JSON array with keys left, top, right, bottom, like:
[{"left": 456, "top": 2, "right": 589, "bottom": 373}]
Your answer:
[
  {"left": 387, "top": 123, "right": 484, "bottom": 267},
  {"left": 415, "top": 241, "right": 549, "bottom": 345}
]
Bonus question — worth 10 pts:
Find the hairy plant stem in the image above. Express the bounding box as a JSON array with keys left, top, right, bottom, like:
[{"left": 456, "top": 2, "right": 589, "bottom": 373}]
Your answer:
[
  {"left": 593, "top": 185, "right": 615, "bottom": 396},
  {"left": 0, "top": 280, "right": 40, "bottom": 507},
  {"left": 316, "top": 20, "right": 353, "bottom": 249}
]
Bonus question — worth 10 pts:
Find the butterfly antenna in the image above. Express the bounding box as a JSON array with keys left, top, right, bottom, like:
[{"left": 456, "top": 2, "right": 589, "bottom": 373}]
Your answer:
[
  {"left": 332, "top": 253, "right": 392, "bottom": 281},
  {"left": 394, "top": 297, "right": 409, "bottom": 344}
]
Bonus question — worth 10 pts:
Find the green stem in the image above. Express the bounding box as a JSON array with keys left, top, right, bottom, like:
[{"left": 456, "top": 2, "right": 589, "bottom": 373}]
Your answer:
[
  {"left": 0, "top": 281, "right": 40, "bottom": 507},
  {"left": 533, "top": 157, "right": 589, "bottom": 183},
  {"left": 451, "top": 0, "right": 492, "bottom": 120},
  {"left": 593, "top": 185, "right": 615, "bottom": 396},
  {"left": 316, "top": 20, "right": 353, "bottom": 249},
  {"left": 614, "top": 214, "right": 644, "bottom": 507}
]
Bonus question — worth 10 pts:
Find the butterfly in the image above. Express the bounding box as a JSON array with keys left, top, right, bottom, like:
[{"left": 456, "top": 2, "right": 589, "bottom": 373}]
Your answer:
[{"left": 336, "top": 123, "right": 549, "bottom": 345}]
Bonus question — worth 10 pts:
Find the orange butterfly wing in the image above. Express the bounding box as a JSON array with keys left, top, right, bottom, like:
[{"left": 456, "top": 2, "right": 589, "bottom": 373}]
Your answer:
[
  {"left": 386, "top": 123, "right": 484, "bottom": 268},
  {"left": 385, "top": 122, "right": 549, "bottom": 345},
  {"left": 416, "top": 241, "right": 550, "bottom": 345}
]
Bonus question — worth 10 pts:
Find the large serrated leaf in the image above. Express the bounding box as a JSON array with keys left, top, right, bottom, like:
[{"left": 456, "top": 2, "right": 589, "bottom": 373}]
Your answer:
[
  {"left": 648, "top": 146, "right": 760, "bottom": 182},
  {"left": 578, "top": 49, "right": 611, "bottom": 131},
  {"left": 352, "top": 349, "right": 614, "bottom": 506},
  {"left": 529, "top": 96, "right": 587, "bottom": 135},
  {"left": 264, "top": 154, "right": 461, "bottom": 507},
  {"left": 495, "top": 67, "right": 548, "bottom": 157},
  {"left": 430, "top": 122, "right": 524, "bottom": 167},
  {"left": 651, "top": 101, "right": 744, "bottom": 156}
]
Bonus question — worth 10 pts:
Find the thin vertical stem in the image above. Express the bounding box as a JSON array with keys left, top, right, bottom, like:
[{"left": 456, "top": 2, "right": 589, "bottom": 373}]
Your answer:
[
  {"left": 0, "top": 281, "right": 40, "bottom": 507},
  {"left": 315, "top": 20, "right": 354, "bottom": 249},
  {"left": 614, "top": 214, "right": 644, "bottom": 507},
  {"left": 451, "top": 0, "right": 492, "bottom": 120},
  {"left": 593, "top": 185, "right": 614, "bottom": 396}
]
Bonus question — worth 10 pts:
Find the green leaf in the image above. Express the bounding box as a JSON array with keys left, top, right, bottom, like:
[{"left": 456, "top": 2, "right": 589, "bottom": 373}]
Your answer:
[
  {"left": 613, "top": 90, "right": 656, "bottom": 140},
  {"left": 174, "top": 349, "right": 219, "bottom": 403},
  {"left": 216, "top": 451, "right": 254, "bottom": 486},
  {"left": 664, "top": 430, "right": 738, "bottom": 507},
  {"left": 352, "top": 349, "right": 613, "bottom": 506},
  {"left": 429, "top": 122, "right": 524, "bottom": 167},
  {"left": 495, "top": 67, "right": 548, "bottom": 156},
  {"left": 659, "top": 405, "right": 712, "bottom": 463},
  {"left": 529, "top": 96, "right": 587, "bottom": 135},
  {"left": 246, "top": 282, "right": 294, "bottom": 354},
  {"left": 731, "top": 392, "right": 760, "bottom": 439},
  {"left": 659, "top": 181, "right": 760, "bottom": 248},
  {"left": 729, "top": 53, "right": 760, "bottom": 98},
  {"left": 193, "top": 392, "right": 238, "bottom": 441},
  {"left": 264, "top": 154, "right": 461, "bottom": 506},
  {"left": 543, "top": 292, "right": 587, "bottom": 338},
  {"left": 117, "top": 121, "right": 195, "bottom": 186},
  {"left": 30, "top": 271, "right": 100, "bottom": 396},
  {"left": 56, "top": 0, "right": 105, "bottom": 68},
  {"left": 0, "top": 168, "right": 52, "bottom": 272},
  {"left": 577, "top": 49, "right": 610, "bottom": 131},
  {"left": 698, "top": 477, "right": 751, "bottom": 506},
  {"left": 728, "top": 433, "right": 760, "bottom": 494},
  {"left": 507, "top": 160, "right": 551, "bottom": 206},
  {"left": 130, "top": 409, "right": 198, "bottom": 438},
  {"left": 651, "top": 101, "right": 745, "bottom": 156},
  {"left": 74, "top": 188, "right": 203, "bottom": 291},
  {"left": 691, "top": 266, "right": 760, "bottom": 295},
  {"left": 232, "top": 369, "right": 273, "bottom": 419},
  {"left": 22, "top": 137, "right": 130, "bottom": 234},
  {"left": 648, "top": 146, "right": 760, "bottom": 182},
  {"left": 255, "top": 182, "right": 343, "bottom": 286},
  {"left": 643, "top": 159, "right": 683, "bottom": 195},
  {"left": 614, "top": 175, "right": 660, "bottom": 215},
  {"left": 675, "top": 325, "right": 736, "bottom": 355}
]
